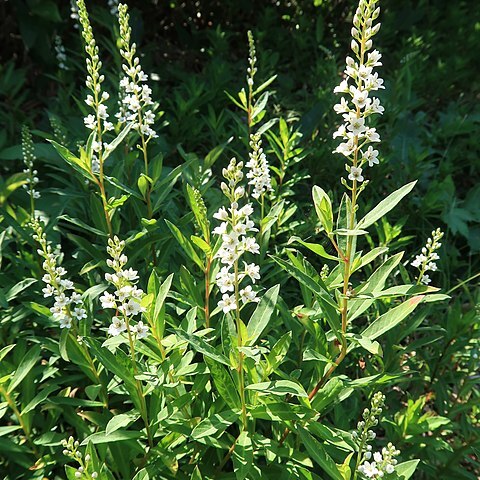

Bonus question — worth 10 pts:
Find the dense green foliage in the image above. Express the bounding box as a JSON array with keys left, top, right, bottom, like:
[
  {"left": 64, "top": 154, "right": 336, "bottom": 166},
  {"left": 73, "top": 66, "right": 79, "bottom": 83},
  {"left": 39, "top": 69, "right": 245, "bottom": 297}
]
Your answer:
[{"left": 0, "top": 1, "right": 479, "bottom": 479}]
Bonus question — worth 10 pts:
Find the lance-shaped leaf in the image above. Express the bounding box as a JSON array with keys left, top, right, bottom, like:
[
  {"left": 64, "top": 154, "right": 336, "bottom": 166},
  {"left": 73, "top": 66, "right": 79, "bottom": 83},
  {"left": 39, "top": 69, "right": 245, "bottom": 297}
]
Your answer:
[
  {"left": 360, "top": 295, "right": 425, "bottom": 341},
  {"left": 192, "top": 408, "right": 240, "bottom": 440},
  {"left": 298, "top": 428, "right": 344, "bottom": 480},
  {"left": 313, "top": 186, "right": 334, "bottom": 234},
  {"left": 357, "top": 181, "right": 417, "bottom": 230},
  {"left": 232, "top": 431, "right": 253, "bottom": 480},
  {"left": 246, "top": 284, "right": 280, "bottom": 346}
]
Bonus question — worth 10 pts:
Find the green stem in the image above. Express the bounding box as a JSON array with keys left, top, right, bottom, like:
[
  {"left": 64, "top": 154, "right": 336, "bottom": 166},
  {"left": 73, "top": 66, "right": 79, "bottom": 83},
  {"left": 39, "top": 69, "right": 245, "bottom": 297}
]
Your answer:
[
  {"left": 0, "top": 385, "right": 40, "bottom": 457},
  {"left": 124, "top": 316, "right": 153, "bottom": 448},
  {"left": 234, "top": 259, "right": 248, "bottom": 429}
]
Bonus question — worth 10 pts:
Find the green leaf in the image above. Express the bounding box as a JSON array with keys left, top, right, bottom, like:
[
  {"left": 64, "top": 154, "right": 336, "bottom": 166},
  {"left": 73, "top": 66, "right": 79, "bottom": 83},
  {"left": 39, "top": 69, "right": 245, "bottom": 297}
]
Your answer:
[
  {"left": 48, "top": 140, "right": 94, "bottom": 181},
  {"left": 190, "top": 466, "right": 202, "bottom": 480},
  {"left": 165, "top": 219, "right": 204, "bottom": 269},
  {"left": 357, "top": 181, "right": 417, "bottom": 229},
  {"left": 246, "top": 284, "right": 279, "bottom": 346},
  {"left": 298, "top": 428, "right": 343, "bottom": 480},
  {"left": 0, "top": 345, "right": 15, "bottom": 362},
  {"left": 191, "top": 409, "right": 240, "bottom": 439},
  {"left": 204, "top": 357, "right": 241, "bottom": 409},
  {"left": 232, "top": 431, "right": 253, "bottom": 480},
  {"left": 311, "top": 377, "right": 344, "bottom": 413},
  {"left": 289, "top": 236, "right": 338, "bottom": 261},
  {"left": 8, "top": 345, "right": 41, "bottom": 394},
  {"left": 246, "top": 380, "right": 308, "bottom": 397},
  {"left": 253, "top": 74, "right": 277, "bottom": 95},
  {"left": 106, "top": 412, "right": 140, "bottom": 436},
  {"left": 22, "top": 385, "right": 58, "bottom": 415},
  {"left": 151, "top": 273, "right": 173, "bottom": 339},
  {"left": 249, "top": 402, "right": 315, "bottom": 422},
  {"left": 176, "top": 330, "right": 230, "bottom": 366},
  {"left": 360, "top": 296, "right": 425, "bottom": 341},
  {"left": 394, "top": 460, "right": 420, "bottom": 480},
  {"left": 103, "top": 122, "right": 133, "bottom": 160},
  {"left": 186, "top": 184, "right": 210, "bottom": 239},
  {"left": 313, "top": 186, "right": 333, "bottom": 234},
  {"left": 271, "top": 255, "right": 339, "bottom": 328},
  {"left": 346, "top": 334, "right": 383, "bottom": 356},
  {"left": 81, "top": 430, "right": 142, "bottom": 445},
  {"left": 132, "top": 469, "right": 150, "bottom": 480}
]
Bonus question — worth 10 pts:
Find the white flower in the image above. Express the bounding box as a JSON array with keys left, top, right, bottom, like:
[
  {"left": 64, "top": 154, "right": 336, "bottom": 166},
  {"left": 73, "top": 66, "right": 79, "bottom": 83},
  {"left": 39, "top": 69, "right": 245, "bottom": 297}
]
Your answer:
[
  {"left": 347, "top": 116, "right": 367, "bottom": 136},
  {"left": 240, "top": 285, "right": 259, "bottom": 304},
  {"left": 214, "top": 207, "right": 229, "bottom": 221},
  {"left": 363, "top": 146, "right": 379, "bottom": 167},
  {"left": 59, "top": 316, "right": 72, "bottom": 329},
  {"left": 373, "top": 452, "right": 383, "bottom": 463},
  {"left": 350, "top": 86, "right": 369, "bottom": 108},
  {"left": 108, "top": 316, "right": 127, "bottom": 336},
  {"left": 243, "top": 237, "right": 260, "bottom": 254},
  {"left": 348, "top": 166, "right": 364, "bottom": 182},
  {"left": 216, "top": 267, "right": 235, "bottom": 293},
  {"left": 334, "top": 79, "right": 349, "bottom": 93},
  {"left": 70, "top": 292, "right": 83, "bottom": 304},
  {"left": 421, "top": 274, "right": 431, "bottom": 285},
  {"left": 243, "top": 262, "right": 260, "bottom": 283},
  {"left": 132, "top": 321, "right": 149, "bottom": 339},
  {"left": 42, "top": 284, "right": 55, "bottom": 297},
  {"left": 119, "top": 299, "right": 143, "bottom": 317},
  {"left": 54, "top": 293, "right": 71, "bottom": 307},
  {"left": 84, "top": 114, "right": 96, "bottom": 130},
  {"left": 218, "top": 293, "right": 237, "bottom": 314},
  {"left": 358, "top": 461, "right": 380, "bottom": 478},
  {"left": 333, "top": 97, "right": 351, "bottom": 114},
  {"left": 121, "top": 268, "right": 139, "bottom": 281},
  {"left": 335, "top": 139, "right": 356, "bottom": 157},
  {"left": 213, "top": 222, "right": 228, "bottom": 236},
  {"left": 72, "top": 307, "right": 87, "bottom": 320},
  {"left": 100, "top": 292, "right": 116, "bottom": 309},
  {"left": 245, "top": 134, "right": 272, "bottom": 199}
]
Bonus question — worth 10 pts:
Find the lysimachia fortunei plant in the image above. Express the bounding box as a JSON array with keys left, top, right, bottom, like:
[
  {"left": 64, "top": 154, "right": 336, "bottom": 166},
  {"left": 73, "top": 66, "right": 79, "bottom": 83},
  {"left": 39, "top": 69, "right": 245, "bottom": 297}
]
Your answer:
[{"left": 0, "top": 0, "right": 454, "bottom": 479}]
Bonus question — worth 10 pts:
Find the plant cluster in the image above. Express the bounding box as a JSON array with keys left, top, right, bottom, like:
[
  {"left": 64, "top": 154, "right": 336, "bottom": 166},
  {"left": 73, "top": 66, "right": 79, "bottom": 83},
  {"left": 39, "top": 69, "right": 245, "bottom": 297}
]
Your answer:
[{"left": 0, "top": 0, "right": 478, "bottom": 479}]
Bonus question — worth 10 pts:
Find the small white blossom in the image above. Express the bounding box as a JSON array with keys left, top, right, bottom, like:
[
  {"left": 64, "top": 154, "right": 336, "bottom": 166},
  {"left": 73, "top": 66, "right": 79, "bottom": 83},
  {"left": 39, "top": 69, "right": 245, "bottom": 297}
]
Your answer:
[{"left": 348, "top": 166, "right": 364, "bottom": 182}]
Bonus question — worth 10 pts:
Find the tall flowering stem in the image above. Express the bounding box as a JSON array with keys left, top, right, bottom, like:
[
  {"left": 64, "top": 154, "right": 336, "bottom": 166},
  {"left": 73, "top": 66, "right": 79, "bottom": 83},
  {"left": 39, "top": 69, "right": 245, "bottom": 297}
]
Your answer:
[
  {"left": 325, "top": 0, "right": 383, "bottom": 387},
  {"left": 77, "top": 0, "right": 114, "bottom": 236},
  {"left": 212, "top": 159, "right": 261, "bottom": 429},
  {"left": 21, "top": 126, "right": 40, "bottom": 217},
  {"left": 30, "top": 219, "right": 106, "bottom": 404},
  {"left": 100, "top": 236, "right": 152, "bottom": 447},
  {"left": 280, "top": 0, "right": 385, "bottom": 446},
  {"left": 244, "top": 33, "right": 273, "bottom": 237},
  {"left": 117, "top": 3, "right": 157, "bottom": 218}
]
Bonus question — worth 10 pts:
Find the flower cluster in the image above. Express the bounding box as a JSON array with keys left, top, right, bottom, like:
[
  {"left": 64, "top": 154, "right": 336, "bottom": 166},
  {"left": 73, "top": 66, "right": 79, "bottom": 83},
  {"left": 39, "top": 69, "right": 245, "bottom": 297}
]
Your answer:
[
  {"left": 246, "top": 133, "right": 272, "bottom": 199},
  {"left": 332, "top": 0, "right": 384, "bottom": 185},
  {"left": 77, "top": 0, "right": 113, "bottom": 145},
  {"left": 353, "top": 393, "right": 401, "bottom": 479},
  {"left": 54, "top": 35, "right": 69, "bottom": 71},
  {"left": 411, "top": 228, "right": 443, "bottom": 285},
  {"left": 116, "top": 3, "right": 157, "bottom": 141},
  {"left": 213, "top": 159, "right": 261, "bottom": 314},
  {"left": 62, "top": 437, "right": 98, "bottom": 479},
  {"left": 31, "top": 219, "right": 87, "bottom": 329},
  {"left": 359, "top": 443, "right": 400, "bottom": 478},
  {"left": 246, "top": 30, "right": 257, "bottom": 89},
  {"left": 100, "top": 236, "right": 148, "bottom": 339},
  {"left": 21, "top": 126, "right": 40, "bottom": 201}
]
